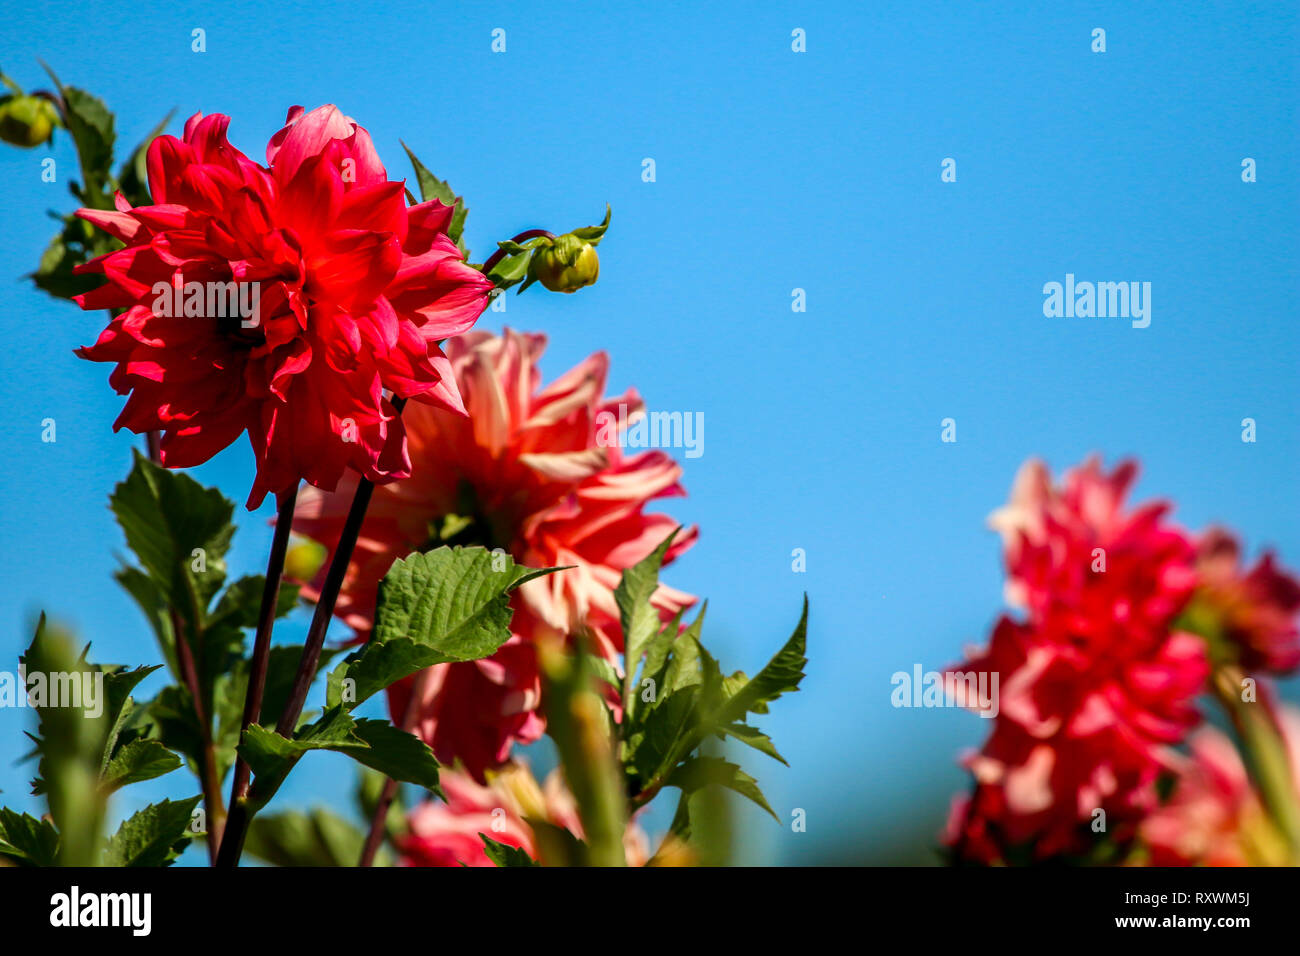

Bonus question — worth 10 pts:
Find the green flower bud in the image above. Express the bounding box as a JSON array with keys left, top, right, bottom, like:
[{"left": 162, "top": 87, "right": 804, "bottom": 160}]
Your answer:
[
  {"left": 532, "top": 233, "right": 600, "bottom": 294},
  {"left": 284, "top": 537, "right": 326, "bottom": 583},
  {"left": 0, "top": 95, "right": 58, "bottom": 148}
]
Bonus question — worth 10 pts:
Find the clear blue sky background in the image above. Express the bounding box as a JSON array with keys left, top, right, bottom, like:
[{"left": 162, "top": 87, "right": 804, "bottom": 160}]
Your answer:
[{"left": 0, "top": 1, "right": 1296, "bottom": 864}]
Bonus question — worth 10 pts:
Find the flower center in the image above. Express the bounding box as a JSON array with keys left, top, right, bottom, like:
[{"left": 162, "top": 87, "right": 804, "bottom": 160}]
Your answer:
[{"left": 419, "top": 480, "right": 515, "bottom": 554}]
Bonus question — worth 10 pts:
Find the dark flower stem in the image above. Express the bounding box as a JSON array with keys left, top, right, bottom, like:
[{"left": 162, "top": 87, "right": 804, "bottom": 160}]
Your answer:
[
  {"left": 273, "top": 481, "right": 377, "bottom": 736},
  {"left": 170, "top": 606, "right": 226, "bottom": 864},
  {"left": 357, "top": 668, "right": 430, "bottom": 866},
  {"left": 480, "top": 229, "right": 556, "bottom": 276},
  {"left": 224, "top": 485, "right": 299, "bottom": 811},
  {"left": 217, "top": 397, "right": 407, "bottom": 867},
  {"left": 359, "top": 778, "right": 400, "bottom": 867}
]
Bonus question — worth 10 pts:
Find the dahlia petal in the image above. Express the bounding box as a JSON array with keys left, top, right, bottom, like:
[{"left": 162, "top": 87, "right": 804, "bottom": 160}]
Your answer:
[
  {"left": 338, "top": 180, "right": 408, "bottom": 238},
  {"left": 387, "top": 236, "right": 493, "bottom": 338},
  {"left": 77, "top": 207, "right": 145, "bottom": 244},
  {"left": 267, "top": 104, "right": 357, "bottom": 185},
  {"left": 518, "top": 449, "right": 609, "bottom": 482},
  {"left": 409, "top": 349, "right": 467, "bottom": 416},
  {"left": 307, "top": 229, "right": 401, "bottom": 309},
  {"left": 404, "top": 199, "right": 456, "bottom": 252},
  {"left": 146, "top": 133, "right": 195, "bottom": 205}
]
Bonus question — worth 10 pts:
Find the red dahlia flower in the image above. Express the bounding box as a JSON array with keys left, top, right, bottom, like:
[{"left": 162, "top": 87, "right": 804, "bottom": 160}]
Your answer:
[
  {"left": 397, "top": 763, "right": 649, "bottom": 867},
  {"left": 292, "top": 328, "right": 697, "bottom": 778},
  {"left": 988, "top": 457, "right": 1199, "bottom": 640},
  {"left": 948, "top": 457, "right": 1210, "bottom": 862},
  {"left": 1193, "top": 527, "right": 1300, "bottom": 673},
  {"left": 948, "top": 617, "right": 1208, "bottom": 861},
  {"left": 74, "top": 106, "right": 492, "bottom": 507}
]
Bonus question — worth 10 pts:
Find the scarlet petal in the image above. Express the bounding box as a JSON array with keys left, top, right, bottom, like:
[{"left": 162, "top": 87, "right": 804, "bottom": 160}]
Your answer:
[{"left": 76, "top": 104, "right": 488, "bottom": 511}]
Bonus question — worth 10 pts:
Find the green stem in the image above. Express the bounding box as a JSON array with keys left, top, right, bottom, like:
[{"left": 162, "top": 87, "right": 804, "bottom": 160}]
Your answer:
[
  {"left": 539, "top": 640, "right": 627, "bottom": 866},
  {"left": 1213, "top": 667, "right": 1300, "bottom": 862}
]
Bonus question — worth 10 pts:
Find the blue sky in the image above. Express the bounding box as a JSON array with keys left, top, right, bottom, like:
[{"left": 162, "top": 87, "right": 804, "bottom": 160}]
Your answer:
[{"left": 0, "top": 1, "right": 1296, "bottom": 864}]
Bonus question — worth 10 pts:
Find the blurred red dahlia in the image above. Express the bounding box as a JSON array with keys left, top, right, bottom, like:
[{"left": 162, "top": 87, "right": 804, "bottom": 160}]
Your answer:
[
  {"left": 947, "top": 617, "right": 1208, "bottom": 862},
  {"left": 292, "top": 328, "right": 697, "bottom": 779},
  {"left": 73, "top": 106, "right": 492, "bottom": 507},
  {"left": 397, "top": 763, "right": 650, "bottom": 867},
  {"left": 988, "top": 457, "right": 1199, "bottom": 641},
  {"left": 1193, "top": 527, "right": 1300, "bottom": 674},
  {"left": 948, "top": 458, "right": 1210, "bottom": 862}
]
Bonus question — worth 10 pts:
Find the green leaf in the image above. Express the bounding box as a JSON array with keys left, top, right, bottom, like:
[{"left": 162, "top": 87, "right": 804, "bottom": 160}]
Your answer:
[
  {"left": 326, "top": 547, "right": 557, "bottom": 709},
  {"left": 109, "top": 450, "right": 236, "bottom": 632},
  {"left": 485, "top": 249, "right": 532, "bottom": 288},
  {"left": 616, "top": 529, "right": 680, "bottom": 713},
  {"left": 0, "top": 809, "right": 59, "bottom": 866},
  {"left": 20, "top": 616, "right": 111, "bottom": 864},
  {"left": 714, "top": 596, "right": 808, "bottom": 725},
  {"left": 346, "top": 719, "right": 442, "bottom": 791},
  {"left": 660, "top": 610, "right": 706, "bottom": 695},
  {"left": 209, "top": 574, "right": 300, "bottom": 631},
  {"left": 326, "top": 638, "right": 441, "bottom": 710},
  {"left": 639, "top": 606, "right": 687, "bottom": 688},
  {"left": 213, "top": 643, "right": 338, "bottom": 768},
  {"left": 61, "top": 87, "right": 115, "bottom": 200},
  {"left": 571, "top": 204, "right": 612, "bottom": 244},
  {"left": 245, "top": 807, "right": 383, "bottom": 867},
  {"left": 616, "top": 580, "right": 806, "bottom": 820},
  {"left": 42, "top": 66, "right": 116, "bottom": 209},
  {"left": 239, "top": 705, "right": 357, "bottom": 802},
  {"left": 717, "top": 722, "right": 787, "bottom": 765},
  {"left": 584, "top": 653, "right": 621, "bottom": 694},
  {"left": 240, "top": 708, "right": 440, "bottom": 810},
  {"left": 100, "top": 739, "right": 181, "bottom": 794},
  {"left": 627, "top": 683, "right": 700, "bottom": 781},
  {"left": 524, "top": 817, "right": 588, "bottom": 867},
  {"left": 30, "top": 221, "right": 101, "bottom": 300},
  {"left": 135, "top": 684, "right": 204, "bottom": 772},
  {"left": 98, "top": 663, "right": 163, "bottom": 769},
  {"left": 479, "top": 833, "right": 539, "bottom": 867},
  {"left": 402, "top": 142, "right": 468, "bottom": 255},
  {"left": 630, "top": 604, "right": 705, "bottom": 739},
  {"left": 113, "top": 566, "right": 171, "bottom": 653},
  {"left": 665, "top": 755, "right": 777, "bottom": 820},
  {"left": 102, "top": 796, "right": 201, "bottom": 867}
]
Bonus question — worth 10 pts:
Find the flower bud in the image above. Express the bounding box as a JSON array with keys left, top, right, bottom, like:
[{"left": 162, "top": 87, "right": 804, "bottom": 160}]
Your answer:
[
  {"left": 532, "top": 234, "right": 600, "bottom": 294},
  {"left": 0, "top": 95, "right": 58, "bottom": 148},
  {"left": 284, "top": 537, "right": 327, "bottom": 583}
]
